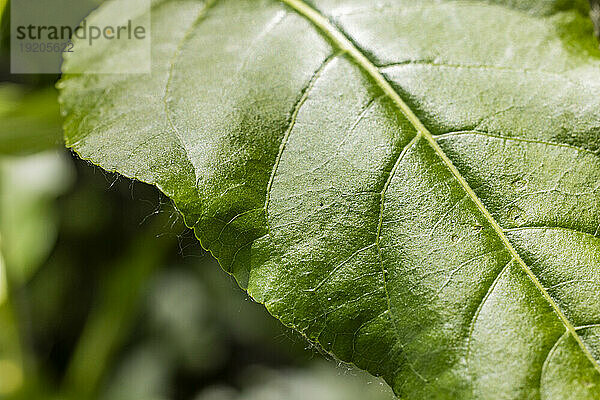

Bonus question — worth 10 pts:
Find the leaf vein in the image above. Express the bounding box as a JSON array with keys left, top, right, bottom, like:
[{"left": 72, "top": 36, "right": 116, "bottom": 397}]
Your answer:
[
  {"left": 465, "top": 258, "right": 513, "bottom": 364},
  {"left": 281, "top": 0, "right": 600, "bottom": 376},
  {"left": 163, "top": 0, "right": 219, "bottom": 193},
  {"left": 264, "top": 52, "right": 339, "bottom": 219},
  {"left": 437, "top": 130, "right": 599, "bottom": 158}
]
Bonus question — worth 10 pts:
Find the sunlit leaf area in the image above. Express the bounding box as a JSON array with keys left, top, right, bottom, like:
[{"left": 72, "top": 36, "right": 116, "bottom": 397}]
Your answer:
[
  {"left": 3, "top": 0, "right": 600, "bottom": 399},
  {"left": 0, "top": 2, "right": 395, "bottom": 399}
]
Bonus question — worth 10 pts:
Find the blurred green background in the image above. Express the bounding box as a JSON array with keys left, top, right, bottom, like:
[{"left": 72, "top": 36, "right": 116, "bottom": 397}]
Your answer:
[
  {"left": 1, "top": 1, "right": 599, "bottom": 399},
  {"left": 0, "top": 1, "right": 396, "bottom": 399}
]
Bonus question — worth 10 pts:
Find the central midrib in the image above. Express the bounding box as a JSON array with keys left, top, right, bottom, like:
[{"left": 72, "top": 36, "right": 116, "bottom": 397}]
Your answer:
[{"left": 279, "top": 0, "right": 600, "bottom": 375}]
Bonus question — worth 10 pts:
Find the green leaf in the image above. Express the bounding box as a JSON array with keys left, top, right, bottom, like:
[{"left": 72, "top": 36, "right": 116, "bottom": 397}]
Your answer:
[{"left": 59, "top": 0, "right": 600, "bottom": 398}]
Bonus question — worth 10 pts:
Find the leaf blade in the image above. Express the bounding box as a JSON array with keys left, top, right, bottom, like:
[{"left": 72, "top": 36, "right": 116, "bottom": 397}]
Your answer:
[{"left": 60, "top": 0, "right": 600, "bottom": 397}]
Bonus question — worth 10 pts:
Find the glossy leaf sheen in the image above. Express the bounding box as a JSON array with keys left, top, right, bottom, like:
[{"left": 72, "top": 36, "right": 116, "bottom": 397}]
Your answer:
[{"left": 59, "top": 0, "right": 600, "bottom": 398}]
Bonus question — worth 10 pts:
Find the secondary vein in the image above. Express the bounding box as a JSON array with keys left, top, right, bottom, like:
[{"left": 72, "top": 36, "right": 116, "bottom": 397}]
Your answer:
[{"left": 279, "top": 0, "right": 600, "bottom": 375}]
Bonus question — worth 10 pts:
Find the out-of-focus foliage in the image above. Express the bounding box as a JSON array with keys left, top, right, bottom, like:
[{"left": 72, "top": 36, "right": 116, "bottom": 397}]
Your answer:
[
  {"left": 0, "top": 151, "right": 70, "bottom": 396},
  {"left": 196, "top": 363, "right": 394, "bottom": 400},
  {"left": 0, "top": 151, "right": 74, "bottom": 284},
  {"left": 0, "top": 85, "right": 64, "bottom": 155},
  {"left": 0, "top": 154, "right": 395, "bottom": 399},
  {"left": 0, "top": 68, "right": 394, "bottom": 400},
  {"left": 592, "top": 0, "right": 600, "bottom": 39}
]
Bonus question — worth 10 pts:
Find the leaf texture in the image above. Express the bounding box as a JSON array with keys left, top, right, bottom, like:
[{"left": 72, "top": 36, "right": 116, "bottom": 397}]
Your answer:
[{"left": 59, "top": 0, "right": 600, "bottom": 398}]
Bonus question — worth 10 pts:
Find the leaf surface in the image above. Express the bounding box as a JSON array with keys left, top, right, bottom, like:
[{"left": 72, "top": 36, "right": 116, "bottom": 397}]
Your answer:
[{"left": 59, "top": 0, "right": 600, "bottom": 397}]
